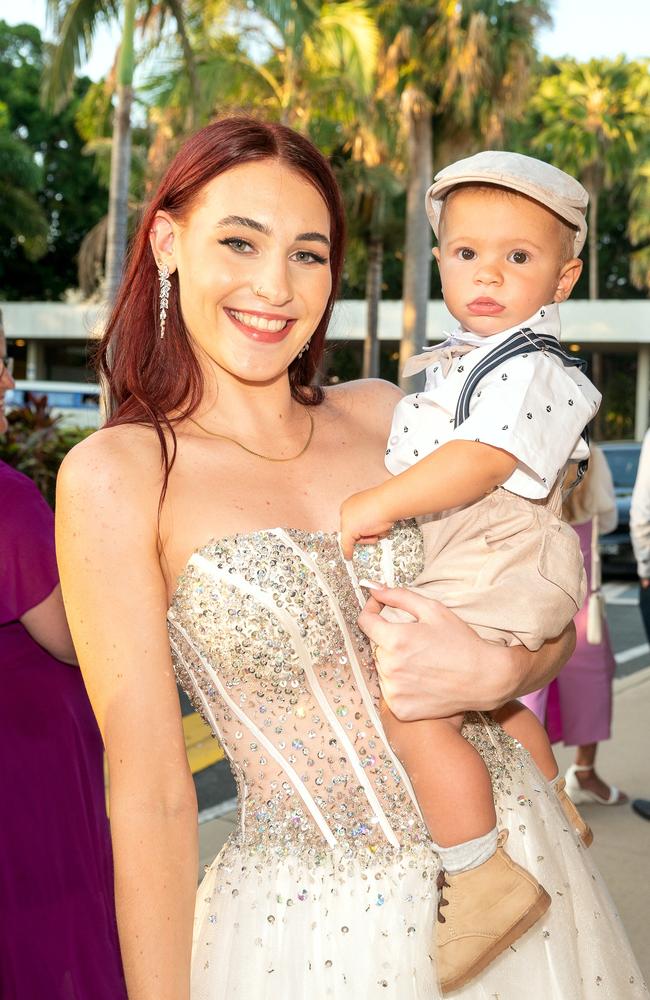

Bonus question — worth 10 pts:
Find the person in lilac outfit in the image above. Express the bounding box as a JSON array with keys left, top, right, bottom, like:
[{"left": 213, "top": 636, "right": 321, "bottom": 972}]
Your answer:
[
  {"left": 0, "top": 322, "right": 126, "bottom": 1000},
  {"left": 521, "top": 444, "right": 628, "bottom": 806}
]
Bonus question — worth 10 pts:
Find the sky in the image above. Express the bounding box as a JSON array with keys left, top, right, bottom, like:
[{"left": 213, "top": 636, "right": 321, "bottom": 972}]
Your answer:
[{"left": 0, "top": 0, "right": 648, "bottom": 79}]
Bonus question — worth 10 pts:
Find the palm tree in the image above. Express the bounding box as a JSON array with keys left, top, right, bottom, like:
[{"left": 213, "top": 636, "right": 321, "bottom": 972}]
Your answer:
[
  {"left": 532, "top": 57, "right": 650, "bottom": 299},
  {"left": 148, "top": 0, "right": 383, "bottom": 378},
  {"left": 44, "top": 0, "right": 198, "bottom": 303},
  {"left": 166, "top": 0, "right": 379, "bottom": 133},
  {"left": 0, "top": 128, "right": 49, "bottom": 261},
  {"left": 338, "top": 124, "right": 403, "bottom": 377},
  {"left": 629, "top": 160, "right": 650, "bottom": 294},
  {"left": 375, "top": 0, "right": 550, "bottom": 389}
]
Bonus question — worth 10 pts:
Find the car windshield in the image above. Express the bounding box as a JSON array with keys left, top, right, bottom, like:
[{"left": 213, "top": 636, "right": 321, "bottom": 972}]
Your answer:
[{"left": 602, "top": 448, "right": 640, "bottom": 489}]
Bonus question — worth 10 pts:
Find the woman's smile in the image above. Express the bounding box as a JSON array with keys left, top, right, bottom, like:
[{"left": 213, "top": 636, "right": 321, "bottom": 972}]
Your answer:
[
  {"left": 158, "top": 159, "right": 332, "bottom": 382},
  {"left": 225, "top": 307, "right": 296, "bottom": 343}
]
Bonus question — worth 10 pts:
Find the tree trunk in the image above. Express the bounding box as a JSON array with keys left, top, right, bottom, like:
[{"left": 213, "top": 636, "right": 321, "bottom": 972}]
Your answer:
[
  {"left": 104, "top": 0, "right": 136, "bottom": 305},
  {"left": 399, "top": 87, "right": 432, "bottom": 392},
  {"left": 586, "top": 186, "right": 603, "bottom": 435},
  {"left": 588, "top": 187, "right": 599, "bottom": 301},
  {"left": 363, "top": 234, "right": 383, "bottom": 379}
]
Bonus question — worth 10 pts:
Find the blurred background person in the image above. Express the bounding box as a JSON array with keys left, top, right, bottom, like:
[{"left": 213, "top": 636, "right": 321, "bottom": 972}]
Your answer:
[
  {"left": 631, "top": 427, "right": 650, "bottom": 643},
  {"left": 629, "top": 428, "right": 650, "bottom": 822},
  {"left": 0, "top": 318, "right": 126, "bottom": 1000},
  {"left": 521, "top": 444, "right": 628, "bottom": 806}
]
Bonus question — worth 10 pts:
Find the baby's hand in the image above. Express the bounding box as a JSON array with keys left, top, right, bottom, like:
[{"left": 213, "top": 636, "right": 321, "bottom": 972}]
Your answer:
[{"left": 339, "top": 488, "right": 395, "bottom": 560}]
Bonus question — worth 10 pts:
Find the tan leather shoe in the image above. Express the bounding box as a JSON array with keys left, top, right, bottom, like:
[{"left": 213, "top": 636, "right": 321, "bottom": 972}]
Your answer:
[
  {"left": 553, "top": 777, "right": 594, "bottom": 847},
  {"left": 437, "top": 831, "right": 551, "bottom": 994}
]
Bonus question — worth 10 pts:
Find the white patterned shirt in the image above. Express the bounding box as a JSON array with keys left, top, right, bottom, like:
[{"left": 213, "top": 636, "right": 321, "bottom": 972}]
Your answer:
[{"left": 386, "top": 304, "right": 601, "bottom": 500}]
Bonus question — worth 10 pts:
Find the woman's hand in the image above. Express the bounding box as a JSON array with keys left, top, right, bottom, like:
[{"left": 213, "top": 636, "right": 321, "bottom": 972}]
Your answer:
[{"left": 357, "top": 586, "right": 575, "bottom": 722}]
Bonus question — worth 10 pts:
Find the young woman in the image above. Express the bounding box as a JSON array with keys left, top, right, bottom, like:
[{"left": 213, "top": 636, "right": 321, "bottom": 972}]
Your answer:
[{"left": 56, "top": 118, "right": 647, "bottom": 999}]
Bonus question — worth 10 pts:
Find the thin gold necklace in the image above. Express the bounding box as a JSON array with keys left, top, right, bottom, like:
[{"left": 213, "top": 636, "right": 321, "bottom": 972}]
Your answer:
[{"left": 186, "top": 408, "right": 314, "bottom": 462}]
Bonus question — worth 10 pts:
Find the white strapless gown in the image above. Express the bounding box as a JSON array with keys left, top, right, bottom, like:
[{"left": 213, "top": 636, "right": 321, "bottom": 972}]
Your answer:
[{"left": 167, "top": 525, "right": 647, "bottom": 999}]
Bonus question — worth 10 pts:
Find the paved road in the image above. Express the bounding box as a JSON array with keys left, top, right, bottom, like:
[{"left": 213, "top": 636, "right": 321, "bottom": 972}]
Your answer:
[
  {"left": 181, "top": 578, "right": 650, "bottom": 821},
  {"left": 603, "top": 578, "right": 650, "bottom": 676}
]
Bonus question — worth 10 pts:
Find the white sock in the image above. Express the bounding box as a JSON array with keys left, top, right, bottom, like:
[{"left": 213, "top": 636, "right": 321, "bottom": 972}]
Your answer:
[{"left": 432, "top": 826, "right": 498, "bottom": 875}]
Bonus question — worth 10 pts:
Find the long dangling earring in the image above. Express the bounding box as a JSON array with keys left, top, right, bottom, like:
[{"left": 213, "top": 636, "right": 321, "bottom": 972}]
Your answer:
[
  {"left": 297, "top": 339, "right": 311, "bottom": 361},
  {"left": 158, "top": 261, "right": 171, "bottom": 339}
]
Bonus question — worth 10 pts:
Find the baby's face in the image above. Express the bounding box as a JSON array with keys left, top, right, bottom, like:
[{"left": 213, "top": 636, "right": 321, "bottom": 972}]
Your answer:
[{"left": 433, "top": 187, "right": 581, "bottom": 336}]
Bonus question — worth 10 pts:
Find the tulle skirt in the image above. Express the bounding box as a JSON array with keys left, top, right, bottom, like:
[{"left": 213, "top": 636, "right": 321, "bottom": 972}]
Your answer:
[{"left": 191, "top": 732, "right": 647, "bottom": 999}]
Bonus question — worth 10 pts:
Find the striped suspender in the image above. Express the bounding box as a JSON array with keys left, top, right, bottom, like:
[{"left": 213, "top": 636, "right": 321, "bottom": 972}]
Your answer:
[
  {"left": 453, "top": 326, "right": 590, "bottom": 487},
  {"left": 454, "top": 327, "right": 587, "bottom": 428}
]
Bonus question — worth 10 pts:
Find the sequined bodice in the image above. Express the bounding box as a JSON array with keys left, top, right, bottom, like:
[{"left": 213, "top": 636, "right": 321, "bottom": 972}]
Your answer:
[{"left": 168, "top": 524, "right": 431, "bottom": 865}]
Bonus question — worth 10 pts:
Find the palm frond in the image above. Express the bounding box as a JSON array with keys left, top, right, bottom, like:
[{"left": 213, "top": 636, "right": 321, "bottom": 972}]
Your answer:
[
  {"left": 314, "top": 1, "right": 380, "bottom": 96},
  {"left": 0, "top": 182, "right": 49, "bottom": 260},
  {"left": 42, "top": 0, "right": 121, "bottom": 110}
]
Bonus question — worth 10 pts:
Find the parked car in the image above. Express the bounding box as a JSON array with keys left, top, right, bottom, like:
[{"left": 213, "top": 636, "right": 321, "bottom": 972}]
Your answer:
[
  {"left": 598, "top": 440, "right": 642, "bottom": 574},
  {"left": 4, "top": 380, "right": 101, "bottom": 429}
]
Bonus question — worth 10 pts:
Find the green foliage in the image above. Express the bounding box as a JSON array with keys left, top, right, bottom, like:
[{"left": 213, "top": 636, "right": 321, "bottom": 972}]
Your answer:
[
  {"left": 376, "top": 0, "right": 549, "bottom": 132},
  {"left": 42, "top": 0, "right": 122, "bottom": 111},
  {"left": 510, "top": 55, "right": 650, "bottom": 296},
  {"left": 531, "top": 57, "right": 650, "bottom": 188},
  {"left": 2, "top": 6, "right": 650, "bottom": 306},
  {"left": 0, "top": 123, "right": 49, "bottom": 260},
  {"left": 74, "top": 78, "right": 150, "bottom": 194},
  {"left": 0, "top": 20, "right": 109, "bottom": 300},
  {"left": 158, "top": 0, "right": 380, "bottom": 130},
  {"left": 0, "top": 398, "right": 92, "bottom": 506},
  {"left": 629, "top": 161, "right": 650, "bottom": 292}
]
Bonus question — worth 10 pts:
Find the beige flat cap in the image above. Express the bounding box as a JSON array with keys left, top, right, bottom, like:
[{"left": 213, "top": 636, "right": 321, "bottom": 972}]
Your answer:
[{"left": 426, "top": 150, "right": 588, "bottom": 256}]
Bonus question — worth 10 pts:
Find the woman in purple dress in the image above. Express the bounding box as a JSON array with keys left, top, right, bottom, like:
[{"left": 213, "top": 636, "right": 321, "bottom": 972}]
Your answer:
[{"left": 0, "top": 326, "right": 126, "bottom": 999}]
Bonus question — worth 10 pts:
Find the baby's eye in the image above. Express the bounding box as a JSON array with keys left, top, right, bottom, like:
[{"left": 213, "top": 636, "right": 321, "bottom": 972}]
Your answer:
[
  {"left": 508, "top": 250, "right": 530, "bottom": 264},
  {"left": 219, "top": 237, "right": 254, "bottom": 254},
  {"left": 457, "top": 247, "right": 476, "bottom": 261}
]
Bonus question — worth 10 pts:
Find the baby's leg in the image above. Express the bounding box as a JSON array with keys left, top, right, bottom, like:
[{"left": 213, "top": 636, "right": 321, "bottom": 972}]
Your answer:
[
  {"left": 380, "top": 700, "right": 496, "bottom": 848},
  {"left": 494, "top": 700, "right": 594, "bottom": 847},
  {"left": 493, "top": 700, "right": 558, "bottom": 780},
  {"left": 381, "top": 697, "right": 551, "bottom": 993}
]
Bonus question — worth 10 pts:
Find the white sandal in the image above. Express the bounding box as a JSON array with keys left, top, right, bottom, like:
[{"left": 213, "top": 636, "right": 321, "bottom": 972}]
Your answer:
[{"left": 564, "top": 764, "right": 627, "bottom": 806}]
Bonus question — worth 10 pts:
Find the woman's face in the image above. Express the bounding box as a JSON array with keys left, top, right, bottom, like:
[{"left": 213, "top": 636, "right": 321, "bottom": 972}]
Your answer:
[
  {"left": 0, "top": 329, "right": 15, "bottom": 435},
  {"left": 153, "top": 160, "right": 332, "bottom": 386}
]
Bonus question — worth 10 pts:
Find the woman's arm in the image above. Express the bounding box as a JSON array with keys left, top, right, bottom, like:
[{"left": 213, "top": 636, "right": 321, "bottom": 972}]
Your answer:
[
  {"left": 20, "top": 583, "right": 78, "bottom": 664},
  {"left": 56, "top": 432, "right": 197, "bottom": 1000},
  {"left": 358, "top": 587, "right": 575, "bottom": 722}
]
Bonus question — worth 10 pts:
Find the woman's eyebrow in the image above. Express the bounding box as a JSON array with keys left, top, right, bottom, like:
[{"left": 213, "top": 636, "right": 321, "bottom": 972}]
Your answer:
[
  {"left": 296, "top": 231, "right": 330, "bottom": 246},
  {"left": 216, "top": 216, "right": 330, "bottom": 247},
  {"left": 216, "top": 215, "right": 270, "bottom": 234}
]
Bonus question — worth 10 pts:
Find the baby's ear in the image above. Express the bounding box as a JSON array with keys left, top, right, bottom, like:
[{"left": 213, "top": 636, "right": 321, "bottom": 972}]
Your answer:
[
  {"left": 432, "top": 246, "right": 441, "bottom": 262},
  {"left": 554, "top": 257, "right": 582, "bottom": 303}
]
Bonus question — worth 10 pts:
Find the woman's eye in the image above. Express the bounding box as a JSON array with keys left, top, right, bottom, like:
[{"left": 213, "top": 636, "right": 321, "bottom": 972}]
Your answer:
[
  {"left": 219, "top": 237, "right": 254, "bottom": 253},
  {"left": 291, "top": 249, "right": 328, "bottom": 265},
  {"left": 457, "top": 248, "right": 476, "bottom": 261},
  {"left": 509, "top": 250, "right": 530, "bottom": 264}
]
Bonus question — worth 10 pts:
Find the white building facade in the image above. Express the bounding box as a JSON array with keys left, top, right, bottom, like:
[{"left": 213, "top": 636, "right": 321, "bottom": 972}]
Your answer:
[{"left": 3, "top": 298, "right": 650, "bottom": 438}]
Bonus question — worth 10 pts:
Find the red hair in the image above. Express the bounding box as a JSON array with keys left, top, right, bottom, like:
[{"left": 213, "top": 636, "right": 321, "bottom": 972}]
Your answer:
[{"left": 95, "top": 116, "right": 346, "bottom": 492}]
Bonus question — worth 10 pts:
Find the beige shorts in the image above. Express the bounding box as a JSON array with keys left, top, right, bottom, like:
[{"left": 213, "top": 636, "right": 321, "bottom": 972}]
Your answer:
[{"left": 382, "top": 487, "right": 586, "bottom": 651}]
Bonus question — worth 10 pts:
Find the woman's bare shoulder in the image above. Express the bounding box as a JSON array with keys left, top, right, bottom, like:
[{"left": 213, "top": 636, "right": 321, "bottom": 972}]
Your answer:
[
  {"left": 58, "top": 423, "right": 163, "bottom": 512},
  {"left": 324, "top": 378, "right": 403, "bottom": 423}
]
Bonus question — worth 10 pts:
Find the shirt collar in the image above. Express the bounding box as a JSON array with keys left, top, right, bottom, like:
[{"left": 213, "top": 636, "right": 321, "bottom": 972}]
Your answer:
[{"left": 445, "top": 303, "right": 561, "bottom": 349}]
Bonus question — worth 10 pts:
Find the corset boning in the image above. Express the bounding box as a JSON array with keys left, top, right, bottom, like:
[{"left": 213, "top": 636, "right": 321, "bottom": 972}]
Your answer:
[{"left": 167, "top": 524, "right": 436, "bottom": 867}]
